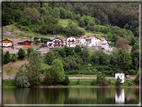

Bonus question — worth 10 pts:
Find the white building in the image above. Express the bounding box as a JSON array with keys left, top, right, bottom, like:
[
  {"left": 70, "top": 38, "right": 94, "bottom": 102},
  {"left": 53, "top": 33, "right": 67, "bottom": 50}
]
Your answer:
[
  {"left": 79, "top": 36, "right": 102, "bottom": 47},
  {"left": 66, "top": 37, "right": 76, "bottom": 47},
  {"left": 115, "top": 73, "right": 125, "bottom": 83},
  {"left": 47, "top": 37, "right": 64, "bottom": 49}
]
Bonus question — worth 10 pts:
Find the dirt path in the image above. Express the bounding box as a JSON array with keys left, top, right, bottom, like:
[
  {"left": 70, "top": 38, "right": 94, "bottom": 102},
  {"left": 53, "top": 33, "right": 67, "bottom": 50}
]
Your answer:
[{"left": 2, "top": 62, "right": 12, "bottom": 68}]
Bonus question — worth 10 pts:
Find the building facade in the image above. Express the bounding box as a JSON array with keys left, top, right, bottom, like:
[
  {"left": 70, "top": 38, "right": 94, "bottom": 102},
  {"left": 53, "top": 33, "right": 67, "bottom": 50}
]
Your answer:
[
  {"left": 47, "top": 37, "right": 64, "bottom": 49},
  {"left": 115, "top": 73, "right": 125, "bottom": 83},
  {"left": 66, "top": 37, "right": 76, "bottom": 47},
  {"left": 18, "top": 40, "right": 32, "bottom": 50}
]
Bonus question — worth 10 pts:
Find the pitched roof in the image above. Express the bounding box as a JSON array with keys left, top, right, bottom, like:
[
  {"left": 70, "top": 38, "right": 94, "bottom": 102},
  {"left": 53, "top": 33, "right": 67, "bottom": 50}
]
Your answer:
[
  {"left": 18, "top": 40, "right": 32, "bottom": 43},
  {"left": 2, "top": 39, "right": 13, "bottom": 42}
]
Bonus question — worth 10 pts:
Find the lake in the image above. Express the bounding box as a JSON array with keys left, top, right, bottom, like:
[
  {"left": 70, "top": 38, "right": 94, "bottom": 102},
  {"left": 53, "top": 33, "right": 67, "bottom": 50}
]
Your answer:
[{"left": 2, "top": 87, "right": 139, "bottom": 105}]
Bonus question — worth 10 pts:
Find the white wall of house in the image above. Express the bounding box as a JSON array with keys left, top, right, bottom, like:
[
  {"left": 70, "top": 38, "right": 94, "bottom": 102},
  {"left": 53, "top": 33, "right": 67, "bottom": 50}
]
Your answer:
[
  {"left": 47, "top": 38, "right": 62, "bottom": 48},
  {"left": 79, "top": 39, "right": 86, "bottom": 46},
  {"left": 66, "top": 37, "right": 76, "bottom": 47},
  {"left": 3, "top": 43, "right": 12, "bottom": 47},
  {"left": 88, "top": 38, "right": 101, "bottom": 47},
  {"left": 115, "top": 73, "right": 125, "bottom": 83}
]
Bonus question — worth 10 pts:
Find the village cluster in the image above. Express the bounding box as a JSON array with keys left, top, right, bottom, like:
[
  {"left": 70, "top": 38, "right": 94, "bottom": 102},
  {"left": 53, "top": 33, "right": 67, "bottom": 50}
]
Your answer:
[{"left": 1, "top": 36, "right": 113, "bottom": 54}]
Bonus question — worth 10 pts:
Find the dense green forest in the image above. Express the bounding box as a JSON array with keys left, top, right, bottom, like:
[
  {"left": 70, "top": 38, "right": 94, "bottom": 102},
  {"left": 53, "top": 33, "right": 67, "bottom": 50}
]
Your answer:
[{"left": 2, "top": 2, "right": 139, "bottom": 37}]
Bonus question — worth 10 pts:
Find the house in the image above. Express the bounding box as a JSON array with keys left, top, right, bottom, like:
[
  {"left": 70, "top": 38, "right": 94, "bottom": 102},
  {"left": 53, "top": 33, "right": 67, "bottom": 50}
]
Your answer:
[
  {"left": 115, "top": 73, "right": 125, "bottom": 83},
  {"left": 101, "top": 41, "right": 109, "bottom": 50},
  {"left": 79, "top": 36, "right": 102, "bottom": 47},
  {"left": 0, "top": 39, "right": 14, "bottom": 49},
  {"left": 47, "top": 37, "right": 64, "bottom": 49},
  {"left": 18, "top": 40, "right": 32, "bottom": 50},
  {"left": 66, "top": 37, "right": 76, "bottom": 47}
]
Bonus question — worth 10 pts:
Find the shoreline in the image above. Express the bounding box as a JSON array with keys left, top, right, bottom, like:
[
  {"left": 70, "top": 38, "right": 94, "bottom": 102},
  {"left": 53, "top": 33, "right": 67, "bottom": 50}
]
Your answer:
[{"left": 3, "top": 85, "right": 140, "bottom": 88}]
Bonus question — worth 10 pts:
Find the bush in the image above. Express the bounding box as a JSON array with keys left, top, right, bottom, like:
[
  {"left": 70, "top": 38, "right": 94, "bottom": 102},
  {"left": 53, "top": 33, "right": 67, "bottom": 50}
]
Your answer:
[
  {"left": 127, "top": 70, "right": 137, "bottom": 75},
  {"left": 128, "top": 81, "right": 132, "bottom": 86},
  {"left": 108, "top": 79, "right": 111, "bottom": 84},
  {"left": 62, "top": 75, "right": 70, "bottom": 85},
  {"left": 76, "top": 79, "right": 80, "bottom": 85},
  {"left": 11, "top": 28, "right": 14, "bottom": 32},
  {"left": 11, "top": 53, "right": 17, "bottom": 62},
  {"left": 16, "top": 76, "right": 30, "bottom": 88},
  {"left": 115, "top": 76, "right": 122, "bottom": 87},
  {"left": 18, "top": 48, "right": 25, "bottom": 59},
  {"left": 4, "top": 51, "right": 10, "bottom": 64},
  {"left": 45, "top": 73, "right": 53, "bottom": 85},
  {"left": 91, "top": 79, "right": 95, "bottom": 85}
]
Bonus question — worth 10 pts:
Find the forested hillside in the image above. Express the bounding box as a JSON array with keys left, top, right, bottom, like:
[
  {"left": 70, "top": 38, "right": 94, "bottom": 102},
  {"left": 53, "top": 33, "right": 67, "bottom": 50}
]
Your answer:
[{"left": 2, "top": 2, "right": 139, "bottom": 45}]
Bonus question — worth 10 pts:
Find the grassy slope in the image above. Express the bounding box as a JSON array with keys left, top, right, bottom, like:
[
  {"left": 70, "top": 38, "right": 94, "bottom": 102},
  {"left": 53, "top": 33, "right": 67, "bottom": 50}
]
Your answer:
[
  {"left": 59, "top": 19, "right": 106, "bottom": 37},
  {"left": 3, "top": 19, "right": 107, "bottom": 40},
  {"left": 3, "top": 58, "right": 52, "bottom": 77}
]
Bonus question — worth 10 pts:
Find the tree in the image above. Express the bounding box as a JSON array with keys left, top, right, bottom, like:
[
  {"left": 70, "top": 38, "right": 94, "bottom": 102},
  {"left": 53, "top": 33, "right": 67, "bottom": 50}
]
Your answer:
[
  {"left": 18, "top": 48, "right": 25, "bottom": 59},
  {"left": 75, "top": 45, "right": 81, "bottom": 53},
  {"left": 62, "top": 75, "right": 70, "bottom": 85},
  {"left": 115, "top": 76, "right": 122, "bottom": 87},
  {"left": 82, "top": 46, "right": 89, "bottom": 62},
  {"left": 131, "top": 43, "right": 139, "bottom": 53},
  {"left": 96, "top": 72, "right": 102, "bottom": 84},
  {"left": 27, "top": 47, "right": 34, "bottom": 57},
  {"left": 60, "top": 7, "right": 67, "bottom": 19},
  {"left": 67, "top": 12, "right": 74, "bottom": 20},
  {"left": 130, "top": 37, "right": 136, "bottom": 46},
  {"left": 134, "top": 72, "right": 139, "bottom": 84},
  {"left": 16, "top": 76, "right": 30, "bottom": 88},
  {"left": 11, "top": 53, "right": 17, "bottom": 62},
  {"left": 45, "top": 51, "right": 55, "bottom": 65},
  {"left": 111, "top": 34, "right": 118, "bottom": 44},
  {"left": 4, "top": 51, "right": 10, "bottom": 64},
  {"left": 16, "top": 50, "right": 42, "bottom": 86},
  {"left": 101, "top": 73, "right": 108, "bottom": 86},
  {"left": 79, "top": 19, "right": 85, "bottom": 28},
  {"left": 52, "top": 8, "right": 60, "bottom": 18},
  {"left": 47, "top": 59, "right": 65, "bottom": 85},
  {"left": 115, "top": 38, "right": 130, "bottom": 50}
]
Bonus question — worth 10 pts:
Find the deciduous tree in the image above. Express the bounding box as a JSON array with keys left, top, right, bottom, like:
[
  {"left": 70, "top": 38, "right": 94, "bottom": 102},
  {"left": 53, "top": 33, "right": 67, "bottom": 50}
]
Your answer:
[{"left": 116, "top": 38, "right": 130, "bottom": 50}]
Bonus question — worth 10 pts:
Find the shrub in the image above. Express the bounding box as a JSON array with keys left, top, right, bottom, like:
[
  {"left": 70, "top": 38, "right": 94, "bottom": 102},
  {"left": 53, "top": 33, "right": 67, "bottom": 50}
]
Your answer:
[
  {"left": 11, "top": 53, "right": 17, "bottom": 62},
  {"left": 134, "top": 72, "right": 139, "bottom": 84},
  {"left": 62, "top": 75, "right": 70, "bottom": 85},
  {"left": 45, "top": 73, "right": 53, "bottom": 85},
  {"left": 127, "top": 70, "right": 137, "bottom": 75},
  {"left": 76, "top": 79, "right": 80, "bottom": 85},
  {"left": 18, "top": 48, "right": 25, "bottom": 59},
  {"left": 4, "top": 51, "right": 10, "bottom": 64},
  {"left": 108, "top": 79, "right": 111, "bottom": 84},
  {"left": 91, "top": 79, "right": 95, "bottom": 85},
  {"left": 11, "top": 28, "right": 14, "bottom": 32},
  {"left": 128, "top": 81, "right": 132, "bottom": 86},
  {"left": 16, "top": 76, "right": 30, "bottom": 88},
  {"left": 115, "top": 76, "right": 122, "bottom": 87}
]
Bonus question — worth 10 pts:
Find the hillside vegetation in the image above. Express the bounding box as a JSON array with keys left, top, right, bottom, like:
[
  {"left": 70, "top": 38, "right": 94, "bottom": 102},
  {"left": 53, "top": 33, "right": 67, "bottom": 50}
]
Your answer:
[{"left": 2, "top": 2, "right": 139, "bottom": 46}]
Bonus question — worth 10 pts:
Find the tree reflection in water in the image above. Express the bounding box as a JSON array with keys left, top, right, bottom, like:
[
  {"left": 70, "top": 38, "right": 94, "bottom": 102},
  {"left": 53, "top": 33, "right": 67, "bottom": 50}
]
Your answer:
[{"left": 3, "top": 88, "right": 139, "bottom": 104}]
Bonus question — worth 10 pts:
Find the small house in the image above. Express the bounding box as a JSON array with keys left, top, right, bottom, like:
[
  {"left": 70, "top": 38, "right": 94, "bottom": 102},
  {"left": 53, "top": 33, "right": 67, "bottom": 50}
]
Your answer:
[
  {"left": 1, "top": 39, "right": 14, "bottom": 49},
  {"left": 115, "top": 73, "right": 125, "bottom": 83},
  {"left": 66, "top": 37, "right": 76, "bottom": 47},
  {"left": 18, "top": 40, "right": 32, "bottom": 50},
  {"left": 79, "top": 36, "right": 102, "bottom": 47},
  {"left": 47, "top": 37, "right": 64, "bottom": 49}
]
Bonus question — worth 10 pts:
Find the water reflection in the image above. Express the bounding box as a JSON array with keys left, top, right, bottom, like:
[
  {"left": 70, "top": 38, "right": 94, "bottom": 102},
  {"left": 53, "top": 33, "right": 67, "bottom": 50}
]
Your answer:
[
  {"left": 3, "top": 88, "right": 139, "bottom": 104},
  {"left": 115, "top": 88, "right": 125, "bottom": 104}
]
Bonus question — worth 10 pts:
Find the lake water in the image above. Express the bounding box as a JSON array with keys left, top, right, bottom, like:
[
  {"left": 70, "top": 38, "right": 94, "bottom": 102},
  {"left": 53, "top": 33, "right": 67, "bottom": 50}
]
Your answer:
[{"left": 2, "top": 87, "right": 139, "bottom": 105}]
